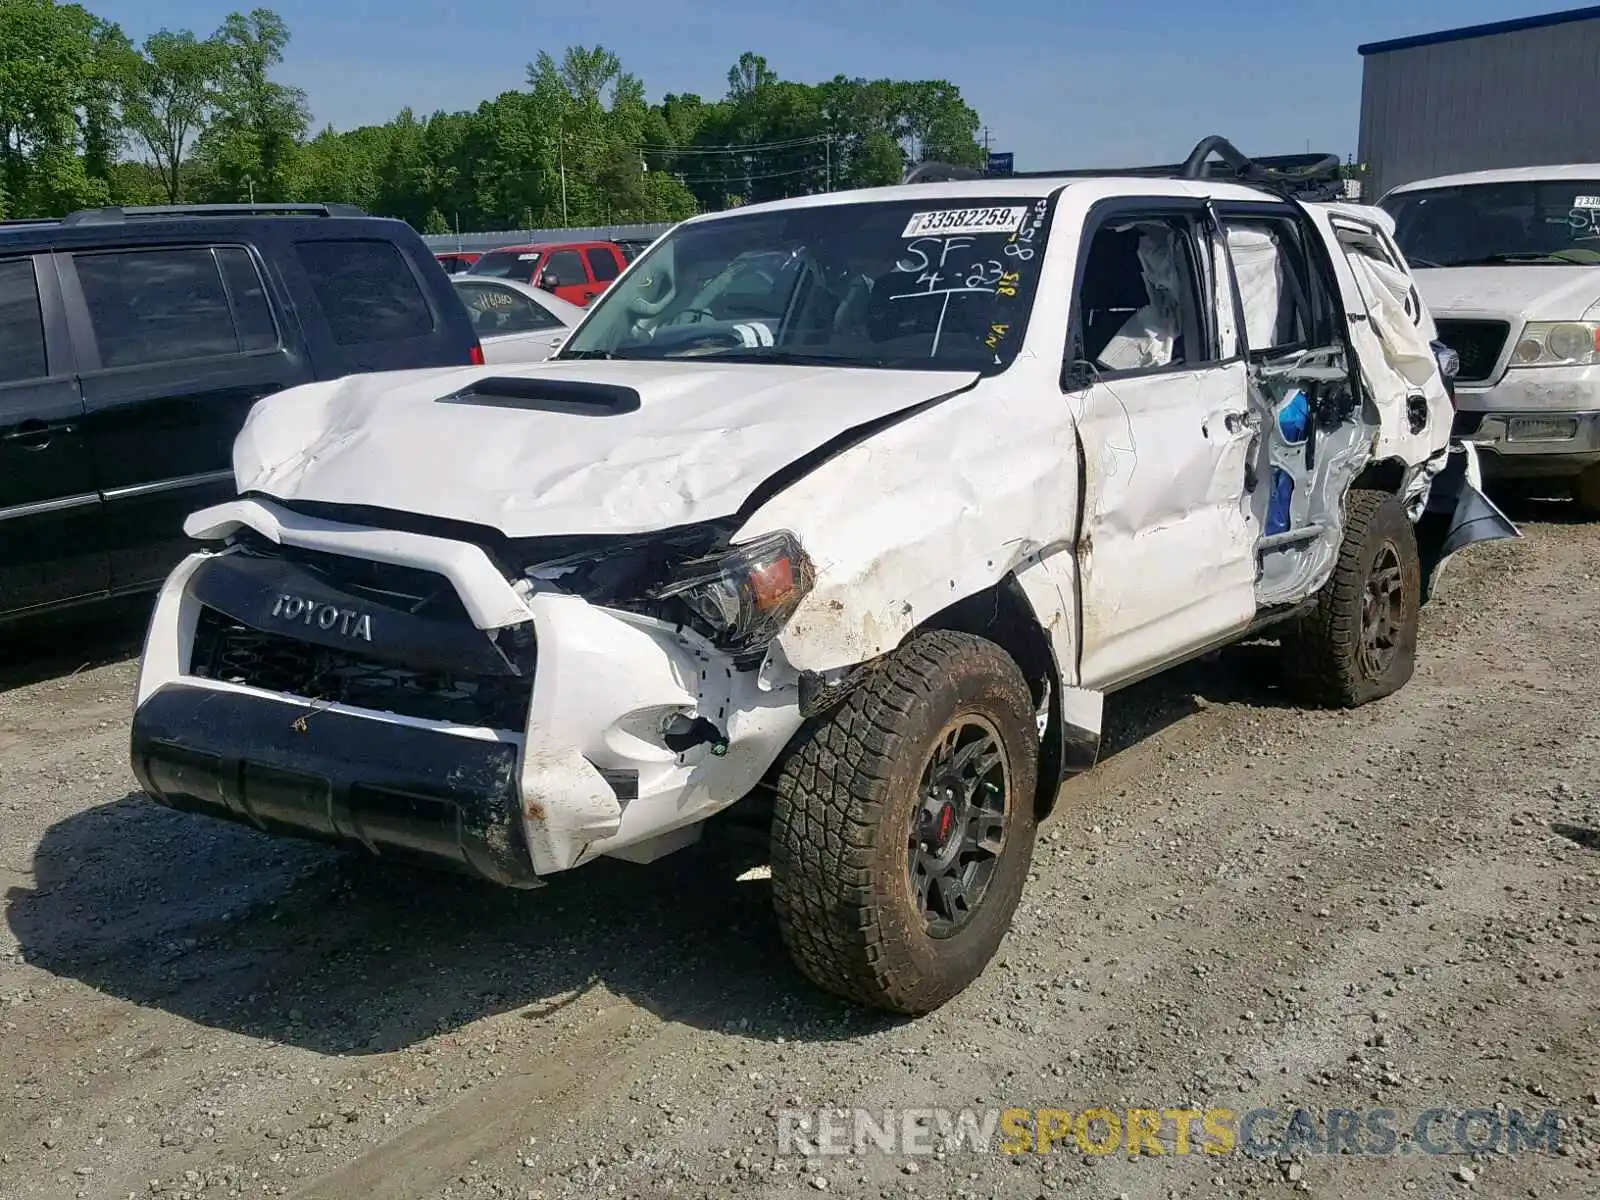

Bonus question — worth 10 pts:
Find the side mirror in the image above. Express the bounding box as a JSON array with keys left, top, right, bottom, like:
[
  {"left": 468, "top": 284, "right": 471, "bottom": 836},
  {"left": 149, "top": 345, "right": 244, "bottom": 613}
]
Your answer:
[{"left": 538, "top": 271, "right": 558, "bottom": 291}]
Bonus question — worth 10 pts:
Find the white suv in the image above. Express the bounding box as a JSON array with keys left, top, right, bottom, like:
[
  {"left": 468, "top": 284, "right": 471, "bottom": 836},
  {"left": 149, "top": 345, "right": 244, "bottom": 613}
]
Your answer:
[{"left": 130, "top": 139, "right": 1515, "bottom": 1015}]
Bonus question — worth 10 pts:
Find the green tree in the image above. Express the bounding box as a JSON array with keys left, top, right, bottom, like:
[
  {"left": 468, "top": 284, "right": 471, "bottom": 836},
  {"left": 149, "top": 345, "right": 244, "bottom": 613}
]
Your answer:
[
  {"left": 0, "top": 0, "right": 129, "bottom": 217},
  {"left": 197, "top": 8, "right": 309, "bottom": 201},
  {"left": 119, "top": 28, "right": 226, "bottom": 202}
]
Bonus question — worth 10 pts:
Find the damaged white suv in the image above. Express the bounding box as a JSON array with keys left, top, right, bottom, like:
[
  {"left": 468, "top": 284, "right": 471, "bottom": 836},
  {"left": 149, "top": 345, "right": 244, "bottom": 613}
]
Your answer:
[{"left": 131, "top": 139, "right": 1515, "bottom": 1015}]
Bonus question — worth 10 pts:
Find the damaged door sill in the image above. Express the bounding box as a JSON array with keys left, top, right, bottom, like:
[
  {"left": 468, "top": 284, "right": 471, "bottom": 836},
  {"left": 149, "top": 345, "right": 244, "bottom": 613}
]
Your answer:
[
  {"left": 1257, "top": 524, "right": 1326, "bottom": 553},
  {"left": 1099, "top": 603, "right": 1311, "bottom": 695}
]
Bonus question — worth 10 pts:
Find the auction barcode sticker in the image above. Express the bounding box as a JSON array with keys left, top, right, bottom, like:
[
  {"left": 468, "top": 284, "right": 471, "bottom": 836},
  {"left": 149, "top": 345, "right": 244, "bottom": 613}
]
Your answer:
[
  {"left": 902, "top": 207, "right": 1028, "bottom": 238},
  {"left": 1574, "top": 194, "right": 1600, "bottom": 209}
]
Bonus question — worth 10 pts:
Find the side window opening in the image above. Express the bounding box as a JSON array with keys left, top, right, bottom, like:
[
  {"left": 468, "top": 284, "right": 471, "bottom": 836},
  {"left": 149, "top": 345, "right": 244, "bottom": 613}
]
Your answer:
[
  {"left": 216, "top": 247, "right": 279, "bottom": 353},
  {"left": 295, "top": 239, "right": 436, "bottom": 346},
  {"left": 0, "top": 258, "right": 48, "bottom": 384},
  {"left": 544, "top": 250, "right": 587, "bottom": 288},
  {"left": 1077, "top": 217, "right": 1210, "bottom": 373},
  {"left": 1334, "top": 222, "right": 1424, "bottom": 329},
  {"left": 457, "top": 283, "right": 563, "bottom": 335},
  {"left": 75, "top": 247, "right": 267, "bottom": 369},
  {"left": 1223, "top": 218, "right": 1314, "bottom": 355},
  {"left": 586, "top": 248, "right": 620, "bottom": 282}
]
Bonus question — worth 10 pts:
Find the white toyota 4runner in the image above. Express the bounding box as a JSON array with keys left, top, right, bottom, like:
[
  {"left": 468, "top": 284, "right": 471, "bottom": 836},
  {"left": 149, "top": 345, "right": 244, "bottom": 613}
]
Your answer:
[{"left": 131, "top": 139, "right": 1516, "bottom": 1014}]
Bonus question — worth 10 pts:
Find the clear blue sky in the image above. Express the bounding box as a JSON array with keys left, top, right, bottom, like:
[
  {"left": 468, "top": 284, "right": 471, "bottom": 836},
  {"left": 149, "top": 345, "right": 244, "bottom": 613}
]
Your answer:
[{"left": 91, "top": 0, "right": 1561, "bottom": 167}]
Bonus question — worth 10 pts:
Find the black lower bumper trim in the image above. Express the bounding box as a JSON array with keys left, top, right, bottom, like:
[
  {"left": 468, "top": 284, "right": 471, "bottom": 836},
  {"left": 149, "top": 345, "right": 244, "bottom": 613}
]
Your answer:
[{"left": 131, "top": 684, "right": 539, "bottom": 887}]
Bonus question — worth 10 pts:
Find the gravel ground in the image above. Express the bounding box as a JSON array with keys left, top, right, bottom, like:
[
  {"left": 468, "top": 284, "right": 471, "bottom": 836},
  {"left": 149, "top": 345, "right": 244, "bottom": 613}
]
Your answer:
[{"left": 1, "top": 500, "right": 1596, "bottom": 1200}]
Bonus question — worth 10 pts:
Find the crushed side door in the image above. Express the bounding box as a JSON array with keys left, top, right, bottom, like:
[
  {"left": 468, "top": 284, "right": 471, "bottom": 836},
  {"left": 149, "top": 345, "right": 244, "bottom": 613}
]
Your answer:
[{"left": 1215, "top": 203, "right": 1376, "bottom": 610}]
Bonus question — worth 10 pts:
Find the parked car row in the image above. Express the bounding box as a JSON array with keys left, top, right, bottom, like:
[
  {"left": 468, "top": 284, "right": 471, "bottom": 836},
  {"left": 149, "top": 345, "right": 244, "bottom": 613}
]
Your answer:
[{"left": 433, "top": 234, "right": 652, "bottom": 311}]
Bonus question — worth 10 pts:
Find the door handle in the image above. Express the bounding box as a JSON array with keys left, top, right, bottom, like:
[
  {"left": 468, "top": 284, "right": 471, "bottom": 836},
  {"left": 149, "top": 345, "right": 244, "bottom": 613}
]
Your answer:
[
  {"left": 1223, "top": 410, "right": 1251, "bottom": 434},
  {"left": 1, "top": 419, "right": 74, "bottom": 449}
]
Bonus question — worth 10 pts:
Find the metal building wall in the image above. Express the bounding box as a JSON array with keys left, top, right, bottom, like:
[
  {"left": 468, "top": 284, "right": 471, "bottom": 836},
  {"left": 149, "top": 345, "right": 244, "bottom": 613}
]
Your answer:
[{"left": 1358, "top": 15, "right": 1600, "bottom": 199}]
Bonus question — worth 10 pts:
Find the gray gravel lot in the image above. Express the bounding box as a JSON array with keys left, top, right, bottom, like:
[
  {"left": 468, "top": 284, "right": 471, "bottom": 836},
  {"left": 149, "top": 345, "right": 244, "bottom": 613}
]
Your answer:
[{"left": 1, "top": 500, "right": 1596, "bottom": 1200}]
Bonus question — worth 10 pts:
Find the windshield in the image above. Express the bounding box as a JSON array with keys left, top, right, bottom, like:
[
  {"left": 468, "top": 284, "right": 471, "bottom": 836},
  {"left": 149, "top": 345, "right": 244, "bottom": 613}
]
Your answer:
[
  {"left": 557, "top": 196, "right": 1055, "bottom": 371},
  {"left": 468, "top": 249, "right": 543, "bottom": 281},
  {"left": 1382, "top": 180, "right": 1600, "bottom": 267}
]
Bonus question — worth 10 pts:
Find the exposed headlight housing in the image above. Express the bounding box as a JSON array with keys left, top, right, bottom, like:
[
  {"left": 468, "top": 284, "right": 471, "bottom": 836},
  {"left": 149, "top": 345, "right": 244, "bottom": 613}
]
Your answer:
[
  {"left": 652, "top": 530, "right": 814, "bottom": 656},
  {"left": 1510, "top": 321, "right": 1600, "bottom": 367}
]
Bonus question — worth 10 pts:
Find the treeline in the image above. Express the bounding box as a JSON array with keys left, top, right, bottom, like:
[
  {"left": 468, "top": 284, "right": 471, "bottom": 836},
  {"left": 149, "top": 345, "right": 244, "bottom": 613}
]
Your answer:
[{"left": 1, "top": 0, "right": 987, "bottom": 229}]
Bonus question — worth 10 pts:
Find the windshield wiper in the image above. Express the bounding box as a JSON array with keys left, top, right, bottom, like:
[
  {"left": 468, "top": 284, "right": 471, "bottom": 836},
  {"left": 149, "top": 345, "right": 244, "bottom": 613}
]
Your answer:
[
  {"left": 1405, "top": 255, "right": 1448, "bottom": 268},
  {"left": 688, "top": 349, "right": 892, "bottom": 367},
  {"left": 556, "top": 348, "right": 619, "bottom": 360},
  {"left": 1442, "top": 253, "right": 1582, "bottom": 266}
]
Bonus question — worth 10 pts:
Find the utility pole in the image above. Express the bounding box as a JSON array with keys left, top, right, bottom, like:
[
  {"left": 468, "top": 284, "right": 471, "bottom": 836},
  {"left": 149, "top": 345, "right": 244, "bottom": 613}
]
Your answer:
[
  {"left": 245, "top": 174, "right": 254, "bottom": 204},
  {"left": 981, "top": 126, "right": 991, "bottom": 154},
  {"left": 824, "top": 135, "right": 831, "bottom": 193},
  {"left": 558, "top": 123, "right": 569, "bottom": 226}
]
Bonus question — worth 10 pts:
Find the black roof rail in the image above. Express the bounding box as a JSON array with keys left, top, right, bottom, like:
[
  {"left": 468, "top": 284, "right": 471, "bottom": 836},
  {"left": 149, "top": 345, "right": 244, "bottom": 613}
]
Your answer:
[
  {"left": 60, "top": 202, "right": 368, "bottom": 225},
  {"left": 903, "top": 136, "right": 1346, "bottom": 201},
  {"left": 0, "top": 217, "right": 60, "bottom": 228}
]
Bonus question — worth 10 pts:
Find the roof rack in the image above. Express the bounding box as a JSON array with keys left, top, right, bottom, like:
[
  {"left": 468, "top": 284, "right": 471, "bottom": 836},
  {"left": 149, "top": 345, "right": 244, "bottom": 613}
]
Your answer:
[
  {"left": 0, "top": 217, "right": 59, "bottom": 228},
  {"left": 903, "top": 136, "right": 1346, "bottom": 201},
  {"left": 59, "top": 202, "right": 368, "bottom": 225}
]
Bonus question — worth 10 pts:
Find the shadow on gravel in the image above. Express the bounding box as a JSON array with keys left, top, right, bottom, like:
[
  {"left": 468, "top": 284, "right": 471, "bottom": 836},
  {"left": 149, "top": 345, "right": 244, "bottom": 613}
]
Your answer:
[
  {"left": 0, "top": 597, "right": 151, "bottom": 693},
  {"left": 1097, "top": 638, "right": 1300, "bottom": 760},
  {"left": 5, "top": 790, "right": 898, "bottom": 1053},
  {"left": 1485, "top": 480, "right": 1589, "bottom": 527},
  {"left": 4, "top": 640, "right": 1288, "bottom": 1055}
]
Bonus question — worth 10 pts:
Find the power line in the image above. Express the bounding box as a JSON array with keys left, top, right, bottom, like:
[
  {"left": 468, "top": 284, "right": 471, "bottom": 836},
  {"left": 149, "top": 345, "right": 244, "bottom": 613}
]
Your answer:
[
  {"left": 676, "top": 162, "right": 822, "bottom": 185},
  {"left": 552, "top": 128, "right": 833, "bottom": 158},
  {"left": 646, "top": 135, "right": 832, "bottom": 156}
]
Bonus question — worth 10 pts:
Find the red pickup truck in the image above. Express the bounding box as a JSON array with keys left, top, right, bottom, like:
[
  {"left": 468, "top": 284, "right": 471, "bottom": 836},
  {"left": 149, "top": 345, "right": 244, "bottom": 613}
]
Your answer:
[{"left": 465, "top": 240, "right": 627, "bottom": 307}]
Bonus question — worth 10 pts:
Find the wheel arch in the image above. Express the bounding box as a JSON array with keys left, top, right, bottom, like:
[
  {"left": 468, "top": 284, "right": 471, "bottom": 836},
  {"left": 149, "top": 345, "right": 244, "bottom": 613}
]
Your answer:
[
  {"left": 910, "top": 575, "right": 1098, "bottom": 818},
  {"left": 1349, "top": 455, "right": 1408, "bottom": 497}
]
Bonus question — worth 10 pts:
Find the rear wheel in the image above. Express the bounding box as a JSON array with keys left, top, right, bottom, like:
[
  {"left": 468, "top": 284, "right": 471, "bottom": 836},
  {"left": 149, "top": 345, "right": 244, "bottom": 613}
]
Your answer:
[
  {"left": 1284, "top": 488, "right": 1421, "bottom": 708},
  {"left": 769, "top": 631, "right": 1039, "bottom": 1015}
]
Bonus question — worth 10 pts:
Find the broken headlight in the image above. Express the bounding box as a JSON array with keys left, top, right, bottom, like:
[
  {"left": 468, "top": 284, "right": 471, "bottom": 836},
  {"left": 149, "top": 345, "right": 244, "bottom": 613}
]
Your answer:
[{"left": 651, "top": 530, "right": 814, "bottom": 655}]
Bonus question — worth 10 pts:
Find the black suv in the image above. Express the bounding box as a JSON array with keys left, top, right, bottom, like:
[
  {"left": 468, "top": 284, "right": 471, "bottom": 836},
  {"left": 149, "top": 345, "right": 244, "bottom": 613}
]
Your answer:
[{"left": 0, "top": 203, "right": 483, "bottom": 624}]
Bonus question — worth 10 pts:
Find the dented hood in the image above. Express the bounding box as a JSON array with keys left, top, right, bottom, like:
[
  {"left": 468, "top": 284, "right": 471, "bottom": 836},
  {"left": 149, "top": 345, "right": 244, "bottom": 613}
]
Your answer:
[
  {"left": 1412, "top": 265, "right": 1600, "bottom": 321},
  {"left": 233, "top": 359, "right": 975, "bottom": 538}
]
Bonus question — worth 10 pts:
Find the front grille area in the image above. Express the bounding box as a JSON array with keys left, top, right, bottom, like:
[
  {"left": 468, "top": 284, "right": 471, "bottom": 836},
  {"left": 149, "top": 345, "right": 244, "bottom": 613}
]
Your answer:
[
  {"left": 1435, "top": 319, "right": 1510, "bottom": 384},
  {"left": 191, "top": 606, "right": 533, "bottom": 731},
  {"left": 234, "top": 532, "right": 472, "bottom": 622}
]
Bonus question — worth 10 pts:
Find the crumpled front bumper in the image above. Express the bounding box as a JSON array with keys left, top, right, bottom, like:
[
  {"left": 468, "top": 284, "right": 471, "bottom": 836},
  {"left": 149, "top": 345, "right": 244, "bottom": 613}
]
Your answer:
[{"left": 131, "top": 499, "right": 804, "bottom": 883}]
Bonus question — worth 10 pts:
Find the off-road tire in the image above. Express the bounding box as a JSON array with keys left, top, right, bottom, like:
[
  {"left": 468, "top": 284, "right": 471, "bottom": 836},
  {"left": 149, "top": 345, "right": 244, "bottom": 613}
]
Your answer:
[
  {"left": 1284, "top": 487, "right": 1421, "bottom": 708},
  {"left": 768, "top": 631, "right": 1040, "bottom": 1015},
  {"left": 1572, "top": 464, "right": 1600, "bottom": 519}
]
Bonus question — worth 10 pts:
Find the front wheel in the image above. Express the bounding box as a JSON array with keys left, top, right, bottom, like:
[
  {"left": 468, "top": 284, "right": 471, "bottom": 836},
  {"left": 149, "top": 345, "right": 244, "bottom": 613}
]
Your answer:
[
  {"left": 768, "top": 631, "right": 1040, "bottom": 1015},
  {"left": 1283, "top": 487, "right": 1421, "bottom": 708}
]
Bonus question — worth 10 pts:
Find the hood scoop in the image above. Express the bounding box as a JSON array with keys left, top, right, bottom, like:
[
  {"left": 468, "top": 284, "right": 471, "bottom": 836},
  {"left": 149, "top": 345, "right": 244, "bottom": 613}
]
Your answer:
[{"left": 437, "top": 375, "right": 642, "bottom": 416}]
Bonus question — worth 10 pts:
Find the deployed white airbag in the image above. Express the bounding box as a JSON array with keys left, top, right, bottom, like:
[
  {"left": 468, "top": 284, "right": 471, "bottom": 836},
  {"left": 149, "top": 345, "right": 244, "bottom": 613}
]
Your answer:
[
  {"left": 1098, "top": 227, "right": 1184, "bottom": 371},
  {"left": 1226, "top": 224, "right": 1286, "bottom": 352}
]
